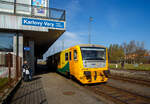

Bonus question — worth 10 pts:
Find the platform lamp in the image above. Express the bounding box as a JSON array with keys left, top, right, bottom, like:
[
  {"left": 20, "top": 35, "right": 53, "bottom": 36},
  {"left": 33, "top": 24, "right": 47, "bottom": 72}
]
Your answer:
[{"left": 88, "top": 16, "right": 93, "bottom": 44}]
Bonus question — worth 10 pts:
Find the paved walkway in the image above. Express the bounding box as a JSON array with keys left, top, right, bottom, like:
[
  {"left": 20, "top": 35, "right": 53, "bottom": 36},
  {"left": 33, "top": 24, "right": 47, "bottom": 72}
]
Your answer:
[
  {"left": 10, "top": 77, "right": 48, "bottom": 104},
  {"left": 10, "top": 72, "right": 105, "bottom": 104}
]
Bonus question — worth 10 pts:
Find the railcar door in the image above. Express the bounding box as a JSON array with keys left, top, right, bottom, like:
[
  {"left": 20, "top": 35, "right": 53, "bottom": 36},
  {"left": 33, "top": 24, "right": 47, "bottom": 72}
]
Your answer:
[
  {"left": 71, "top": 48, "right": 80, "bottom": 77},
  {"left": 69, "top": 49, "right": 73, "bottom": 75},
  {"left": 59, "top": 50, "right": 69, "bottom": 75},
  {"left": 58, "top": 51, "right": 66, "bottom": 74}
]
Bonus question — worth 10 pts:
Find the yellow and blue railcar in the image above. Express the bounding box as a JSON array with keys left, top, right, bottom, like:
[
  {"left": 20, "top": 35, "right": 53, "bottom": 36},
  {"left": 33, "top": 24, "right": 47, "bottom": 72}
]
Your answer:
[{"left": 47, "top": 44, "right": 109, "bottom": 84}]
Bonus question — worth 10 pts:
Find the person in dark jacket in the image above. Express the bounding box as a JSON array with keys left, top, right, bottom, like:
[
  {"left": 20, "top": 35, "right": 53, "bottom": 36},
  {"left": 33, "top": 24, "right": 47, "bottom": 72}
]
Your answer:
[
  {"left": 29, "top": 67, "right": 32, "bottom": 80},
  {"left": 23, "top": 60, "right": 30, "bottom": 81}
]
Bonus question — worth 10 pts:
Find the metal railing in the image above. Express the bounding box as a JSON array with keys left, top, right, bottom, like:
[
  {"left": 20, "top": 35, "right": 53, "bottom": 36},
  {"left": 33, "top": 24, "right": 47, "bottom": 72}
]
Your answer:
[
  {"left": 0, "top": 53, "right": 22, "bottom": 102},
  {"left": 0, "top": 1, "right": 65, "bottom": 21}
]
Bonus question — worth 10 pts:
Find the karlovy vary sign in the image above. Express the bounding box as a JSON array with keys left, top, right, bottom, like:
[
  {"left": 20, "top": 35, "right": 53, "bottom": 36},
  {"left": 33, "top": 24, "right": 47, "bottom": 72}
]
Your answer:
[{"left": 22, "top": 18, "right": 64, "bottom": 29}]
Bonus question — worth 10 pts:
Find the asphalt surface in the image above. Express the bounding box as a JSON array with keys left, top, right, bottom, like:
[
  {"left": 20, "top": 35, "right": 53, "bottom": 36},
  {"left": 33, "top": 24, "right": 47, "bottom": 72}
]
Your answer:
[
  {"left": 40, "top": 73, "right": 105, "bottom": 104},
  {"left": 10, "top": 72, "right": 106, "bottom": 104}
]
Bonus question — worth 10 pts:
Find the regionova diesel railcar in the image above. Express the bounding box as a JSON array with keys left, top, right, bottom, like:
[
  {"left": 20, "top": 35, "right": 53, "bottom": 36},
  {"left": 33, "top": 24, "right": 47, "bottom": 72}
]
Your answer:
[{"left": 47, "top": 44, "right": 110, "bottom": 84}]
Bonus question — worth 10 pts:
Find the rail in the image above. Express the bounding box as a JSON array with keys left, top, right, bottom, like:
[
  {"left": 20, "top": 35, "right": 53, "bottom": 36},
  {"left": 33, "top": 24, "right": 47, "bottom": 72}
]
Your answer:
[
  {"left": 0, "top": 53, "right": 22, "bottom": 102},
  {"left": 0, "top": 1, "right": 65, "bottom": 21},
  {"left": 86, "top": 84, "right": 150, "bottom": 104}
]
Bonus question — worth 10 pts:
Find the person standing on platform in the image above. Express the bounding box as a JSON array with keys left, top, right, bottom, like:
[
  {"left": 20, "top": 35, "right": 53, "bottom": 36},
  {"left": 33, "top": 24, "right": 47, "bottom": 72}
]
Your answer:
[
  {"left": 23, "top": 60, "right": 28, "bottom": 81},
  {"left": 23, "top": 60, "right": 32, "bottom": 81}
]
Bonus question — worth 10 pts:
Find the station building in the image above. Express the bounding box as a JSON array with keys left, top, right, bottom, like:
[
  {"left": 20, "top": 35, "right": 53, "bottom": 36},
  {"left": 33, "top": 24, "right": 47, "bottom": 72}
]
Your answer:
[{"left": 0, "top": 0, "right": 66, "bottom": 74}]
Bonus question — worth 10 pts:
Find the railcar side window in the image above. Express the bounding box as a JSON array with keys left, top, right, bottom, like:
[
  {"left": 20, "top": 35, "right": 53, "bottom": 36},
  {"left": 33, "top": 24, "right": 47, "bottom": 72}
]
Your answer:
[
  {"left": 69, "top": 52, "right": 72, "bottom": 60},
  {"left": 65, "top": 53, "right": 68, "bottom": 61},
  {"left": 74, "top": 50, "right": 77, "bottom": 60}
]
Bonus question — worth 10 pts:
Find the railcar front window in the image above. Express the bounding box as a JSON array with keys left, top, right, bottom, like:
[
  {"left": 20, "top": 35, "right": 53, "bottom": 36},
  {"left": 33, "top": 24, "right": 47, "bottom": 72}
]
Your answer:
[{"left": 81, "top": 47, "right": 106, "bottom": 60}]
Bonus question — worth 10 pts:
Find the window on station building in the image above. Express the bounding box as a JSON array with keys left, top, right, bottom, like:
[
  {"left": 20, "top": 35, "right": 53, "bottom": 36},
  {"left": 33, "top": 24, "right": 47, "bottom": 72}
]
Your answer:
[
  {"left": 0, "top": 0, "right": 15, "bottom": 13},
  {"left": 65, "top": 52, "right": 68, "bottom": 61},
  {"left": 0, "top": 33, "right": 13, "bottom": 52},
  {"left": 69, "top": 52, "right": 71, "bottom": 60},
  {"left": 74, "top": 50, "right": 77, "bottom": 60}
]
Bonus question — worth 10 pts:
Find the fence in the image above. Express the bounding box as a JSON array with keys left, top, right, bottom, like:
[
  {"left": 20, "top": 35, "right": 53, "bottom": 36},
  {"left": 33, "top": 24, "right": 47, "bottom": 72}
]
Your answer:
[
  {"left": 0, "top": 1, "right": 65, "bottom": 21},
  {"left": 0, "top": 53, "right": 22, "bottom": 101}
]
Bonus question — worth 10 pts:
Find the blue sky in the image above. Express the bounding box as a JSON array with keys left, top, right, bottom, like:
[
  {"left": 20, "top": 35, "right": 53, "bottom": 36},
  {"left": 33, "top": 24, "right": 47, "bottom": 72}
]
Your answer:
[{"left": 45, "top": 0, "right": 150, "bottom": 57}]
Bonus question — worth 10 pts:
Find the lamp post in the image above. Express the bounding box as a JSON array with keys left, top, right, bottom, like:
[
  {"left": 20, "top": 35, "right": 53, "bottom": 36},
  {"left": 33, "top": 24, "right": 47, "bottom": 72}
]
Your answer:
[{"left": 88, "top": 17, "right": 93, "bottom": 44}]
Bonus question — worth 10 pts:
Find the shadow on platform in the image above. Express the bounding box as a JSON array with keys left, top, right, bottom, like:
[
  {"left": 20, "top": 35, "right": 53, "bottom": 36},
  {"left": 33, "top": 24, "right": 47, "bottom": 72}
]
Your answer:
[
  {"left": 35, "top": 64, "right": 52, "bottom": 75},
  {"left": 9, "top": 64, "right": 49, "bottom": 104},
  {"left": 10, "top": 76, "right": 48, "bottom": 104}
]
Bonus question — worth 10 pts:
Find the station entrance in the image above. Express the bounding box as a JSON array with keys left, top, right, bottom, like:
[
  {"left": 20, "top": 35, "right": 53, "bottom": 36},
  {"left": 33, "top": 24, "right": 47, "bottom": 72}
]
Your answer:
[{"left": 23, "top": 30, "right": 65, "bottom": 74}]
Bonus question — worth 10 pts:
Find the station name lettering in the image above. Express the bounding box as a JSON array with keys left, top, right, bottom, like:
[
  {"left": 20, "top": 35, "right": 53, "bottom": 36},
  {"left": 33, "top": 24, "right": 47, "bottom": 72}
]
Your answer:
[{"left": 22, "top": 18, "right": 64, "bottom": 28}]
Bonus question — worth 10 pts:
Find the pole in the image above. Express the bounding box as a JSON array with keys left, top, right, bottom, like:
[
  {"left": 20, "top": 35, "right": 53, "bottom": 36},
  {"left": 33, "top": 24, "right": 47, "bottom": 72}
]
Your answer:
[{"left": 88, "top": 17, "right": 93, "bottom": 44}]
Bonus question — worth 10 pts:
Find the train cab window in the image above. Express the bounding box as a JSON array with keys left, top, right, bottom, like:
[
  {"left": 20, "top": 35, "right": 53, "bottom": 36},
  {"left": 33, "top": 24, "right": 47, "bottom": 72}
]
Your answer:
[
  {"left": 65, "top": 53, "right": 68, "bottom": 61},
  {"left": 69, "top": 52, "right": 72, "bottom": 60},
  {"left": 74, "top": 50, "right": 77, "bottom": 60}
]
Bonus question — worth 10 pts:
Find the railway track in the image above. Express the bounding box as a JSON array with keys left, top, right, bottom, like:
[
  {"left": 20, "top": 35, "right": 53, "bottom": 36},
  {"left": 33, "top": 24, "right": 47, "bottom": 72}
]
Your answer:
[
  {"left": 110, "top": 68, "right": 150, "bottom": 72},
  {"left": 109, "top": 75, "right": 150, "bottom": 87},
  {"left": 85, "top": 84, "right": 150, "bottom": 104}
]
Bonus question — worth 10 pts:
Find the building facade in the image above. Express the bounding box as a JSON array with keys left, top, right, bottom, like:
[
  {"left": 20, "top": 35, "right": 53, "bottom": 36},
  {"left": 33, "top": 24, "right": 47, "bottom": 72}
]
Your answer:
[{"left": 0, "top": 0, "right": 66, "bottom": 75}]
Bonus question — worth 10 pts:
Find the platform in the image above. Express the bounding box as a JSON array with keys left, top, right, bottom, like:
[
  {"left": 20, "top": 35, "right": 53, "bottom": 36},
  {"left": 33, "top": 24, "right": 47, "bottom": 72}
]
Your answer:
[
  {"left": 10, "top": 77, "right": 48, "bottom": 104},
  {"left": 10, "top": 72, "right": 105, "bottom": 104}
]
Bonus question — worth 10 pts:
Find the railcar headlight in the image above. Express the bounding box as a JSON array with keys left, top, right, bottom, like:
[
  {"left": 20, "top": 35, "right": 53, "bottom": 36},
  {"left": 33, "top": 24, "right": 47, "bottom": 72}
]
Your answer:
[
  {"left": 84, "top": 71, "right": 91, "bottom": 76},
  {"left": 84, "top": 71, "right": 91, "bottom": 80}
]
